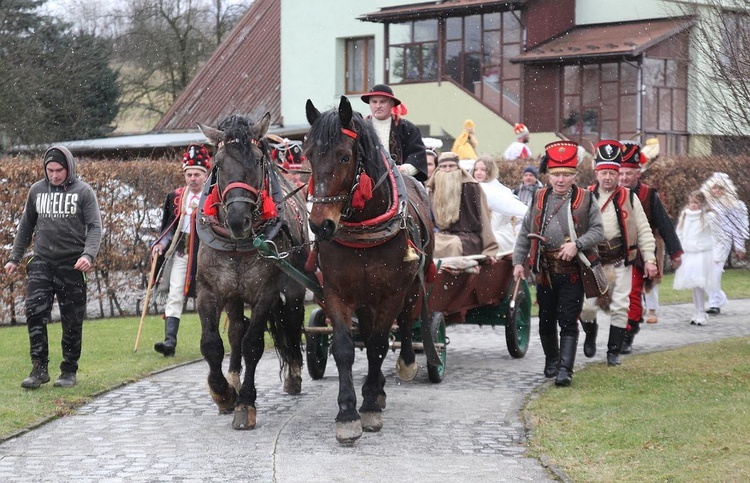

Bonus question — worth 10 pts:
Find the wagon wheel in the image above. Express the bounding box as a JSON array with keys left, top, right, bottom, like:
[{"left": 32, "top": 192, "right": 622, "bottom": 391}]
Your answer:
[
  {"left": 427, "top": 312, "right": 447, "bottom": 383},
  {"left": 504, "top": 278, "right": 531, "bottom": 358},
  {"left": 305, "top": 308, "right": 329, "bottom": 379}
]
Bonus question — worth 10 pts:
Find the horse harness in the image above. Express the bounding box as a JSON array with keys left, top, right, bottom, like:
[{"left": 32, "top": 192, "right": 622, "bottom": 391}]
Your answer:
[
  {"left": 196, "top": 137, "right": 300, "bottom": 252},
  {"left": 313, "top": 126, "right": 418, "bottom": 251}
]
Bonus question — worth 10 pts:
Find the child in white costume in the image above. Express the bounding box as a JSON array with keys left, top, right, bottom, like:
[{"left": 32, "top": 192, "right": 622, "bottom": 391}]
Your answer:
[{"left": 673, "top": 191, "right": 719, "bottom": 325}]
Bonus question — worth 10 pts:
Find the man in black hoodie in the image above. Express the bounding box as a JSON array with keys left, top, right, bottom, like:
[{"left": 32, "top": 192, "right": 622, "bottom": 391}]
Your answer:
[{"left": 5, "top": 146, "right": 102, "bottom": 389}]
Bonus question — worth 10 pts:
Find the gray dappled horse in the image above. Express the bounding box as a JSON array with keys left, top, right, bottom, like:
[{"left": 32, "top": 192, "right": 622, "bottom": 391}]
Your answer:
[{"left": 196, "top": 114, "right": 309, "bottom": 430}]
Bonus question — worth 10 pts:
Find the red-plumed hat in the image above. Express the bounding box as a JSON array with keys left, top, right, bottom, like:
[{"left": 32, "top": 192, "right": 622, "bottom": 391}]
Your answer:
[
  {"left": 514, "top": 123, "right": 530, "bottom": 138},
  {"left": 593, "top": 140, "right": 623, "bottom": 172},
  {"left": 540, "top": 141, "right": 579, "bottom": 174},
  {"left": 619, "top": 140, "right": 648, "bottom": 168},
  {"left": 182, "top": 144, "right": 212, "bottom": 172}
]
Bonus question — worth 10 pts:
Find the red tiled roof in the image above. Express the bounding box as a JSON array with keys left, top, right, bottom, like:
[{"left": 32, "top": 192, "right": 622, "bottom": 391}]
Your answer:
[
  {"left": 512, "top": 17, "right": 693, "bottom": 63},
  {"left": 154, "top": 0, "right": 281, "bottom": 131},
  {"left": 359, "top": 0, "right": 525, "bottom": 23}
]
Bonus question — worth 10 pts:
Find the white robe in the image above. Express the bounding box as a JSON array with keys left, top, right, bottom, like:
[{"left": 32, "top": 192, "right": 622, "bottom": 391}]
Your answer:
[{"left": 478, "top": 179, "right": 528, "bottom": 254}]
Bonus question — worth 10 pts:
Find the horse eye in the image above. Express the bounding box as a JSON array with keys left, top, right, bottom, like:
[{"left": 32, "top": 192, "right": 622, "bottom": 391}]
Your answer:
[{"left": 340, "top": 155, "right": 350, "bottom": 163}]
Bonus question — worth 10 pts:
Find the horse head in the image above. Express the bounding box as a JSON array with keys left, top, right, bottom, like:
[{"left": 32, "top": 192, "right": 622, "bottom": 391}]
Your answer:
[
  {"left": 198, "top": 113, "right": 272, "bottom": 240},
  {"left": 304, "top": 96, "right": 384, "bottom": 241}
]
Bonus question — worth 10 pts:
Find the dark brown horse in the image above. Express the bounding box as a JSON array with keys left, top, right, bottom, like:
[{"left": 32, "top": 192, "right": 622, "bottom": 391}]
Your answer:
[
  {"left": 196, "top": 114, "right": 309, "bottom": 430},
  {"left": 304, "top": 96, "right": 435, "bottom": 444}
]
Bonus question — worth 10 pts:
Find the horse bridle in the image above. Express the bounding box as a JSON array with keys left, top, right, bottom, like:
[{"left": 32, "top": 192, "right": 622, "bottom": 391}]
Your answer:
[
  {"left": 214, "top": 137, "right": 268, "bottom": 224},
  {"left": 308, "top": 126, "right": 387, "bottom": 219}
]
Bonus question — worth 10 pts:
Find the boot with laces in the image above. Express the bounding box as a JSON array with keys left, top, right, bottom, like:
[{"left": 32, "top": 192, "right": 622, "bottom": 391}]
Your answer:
[{"left": 21, "top": 361, "right": 50, "bottom": 389}]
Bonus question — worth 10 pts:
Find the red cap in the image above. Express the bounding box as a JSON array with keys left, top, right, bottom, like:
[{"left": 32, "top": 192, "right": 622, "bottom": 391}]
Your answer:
[{"left": 542, "top": 141, "right": 579, "bottom": 174}]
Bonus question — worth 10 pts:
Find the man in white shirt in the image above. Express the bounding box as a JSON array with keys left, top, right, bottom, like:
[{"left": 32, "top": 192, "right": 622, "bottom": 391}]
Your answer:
[
  {"left": 150, "top": 144, "right": 211, "bottom": 356},
  {"left": 362, "top": 84, "right": 428, "bottom": 182}
]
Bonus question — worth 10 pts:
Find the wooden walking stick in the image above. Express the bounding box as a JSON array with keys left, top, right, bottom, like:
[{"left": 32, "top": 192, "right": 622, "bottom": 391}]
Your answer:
[
  {"left": 509, "top": 275, "right": 522, "bottom": 310},
  {"left": 134, "top": 255, "right": 159, "bottom": 352}
]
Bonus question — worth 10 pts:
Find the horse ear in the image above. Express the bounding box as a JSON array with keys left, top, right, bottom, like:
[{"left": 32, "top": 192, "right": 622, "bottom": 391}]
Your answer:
[
  {"left": 197, "top": 123, "right": 223, "bottom": 146},
  {"left": 306, "top": 99, "right": 320, "bottom": 125},
  {"left": 253, "top": 112, "right": 271, "bottom": 138},
  {"left": 338, "top": 96, "right": 352, "bottom": 127}
]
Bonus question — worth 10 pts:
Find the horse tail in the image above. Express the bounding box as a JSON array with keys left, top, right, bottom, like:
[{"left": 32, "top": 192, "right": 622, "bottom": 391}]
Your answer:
[{"left": 266, "top": 303, "right": 304, "bottom": 368}]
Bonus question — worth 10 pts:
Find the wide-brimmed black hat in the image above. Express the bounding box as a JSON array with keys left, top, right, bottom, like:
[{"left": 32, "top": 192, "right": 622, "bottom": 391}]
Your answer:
[{"left": 361, "top": 84, "right": 401, "bottom": 106}]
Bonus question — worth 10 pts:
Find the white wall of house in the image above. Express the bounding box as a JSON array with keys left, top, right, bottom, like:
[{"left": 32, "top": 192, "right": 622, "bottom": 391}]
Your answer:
[
  {"left": 280, "top": 0, "right": 399, "bottom": 127},
  {"left": 575, "top": 0, "right": 673, "bottom": 24}
]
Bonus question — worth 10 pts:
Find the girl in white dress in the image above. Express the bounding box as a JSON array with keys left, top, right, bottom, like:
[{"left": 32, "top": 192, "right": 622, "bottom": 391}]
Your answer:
[
  {"left": 673, "top": 191, "right": 719, "bottom": 325},
  {"left": 471, "top": 155, "right": 528, "bottom": 254}
]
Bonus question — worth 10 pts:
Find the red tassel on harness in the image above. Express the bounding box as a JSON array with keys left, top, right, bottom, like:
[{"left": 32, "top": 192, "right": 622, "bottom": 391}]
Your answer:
[
  {"left": 261, "top": 189, "right": 277, "bottom": 219},
  {"left": 305, "top": 246, "right": 318, "bottom": 272},
  {"left": 308, "top": 174, "right": 314, "bottom": 197},
  {"left": 203, "top": 186, "right": 220, "bottom": 217},
  {"left": 351, "top": 172, "right": 373, "bottom": 210},
  {"left": 426, "top": 261, "right": 437, "bottom": 283}
]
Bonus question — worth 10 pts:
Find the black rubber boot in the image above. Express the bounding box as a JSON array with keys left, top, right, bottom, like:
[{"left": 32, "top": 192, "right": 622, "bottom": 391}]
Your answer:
[
  {"left": 580, "top": 318, "right": 598, "bottom": 358},
  {"left": 555, "top": 335, "right": 578, "bottom": 387},
  {"left": 154, "top": 316, "right": 180, "bottom": 357},
  {"left": 607, "top": 326, "right": 627, "bottom": 366},
  {"left": 621, "top": 319, "right": 641, "bottom": 355},
  {"left": 539, "top": 331, "right": 559, "bottom": 378}
]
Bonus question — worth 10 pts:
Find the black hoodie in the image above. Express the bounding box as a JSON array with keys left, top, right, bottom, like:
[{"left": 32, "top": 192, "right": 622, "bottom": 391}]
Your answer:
[{"left": 8, "top": 146, "right": 102, "bottom": 265}]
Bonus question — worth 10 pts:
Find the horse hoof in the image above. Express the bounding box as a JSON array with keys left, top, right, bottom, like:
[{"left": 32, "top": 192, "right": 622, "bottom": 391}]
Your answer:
[
  {"left": 360, "top": 411, "right": 383, "bottom": 433},
  {"left": 377, "top": 393, "right": 387, "bottom": 410},
  {"left": 396, "top": 357, "right": 419, "bottom": 382},
  {"left": 227, "top": 371, "right": 241, "bottom": 394},
  {"left": 335, "top": 420, "right": 363, "bottom": 444},
  {"left": 209, "top": 385, "right": 237, "bottom": 415},
  {"left": 283, "top": 363, "right": 302, "bottom": 395},
  {"left": 232, "top": 404, "right": 257, "bottom": 430}
]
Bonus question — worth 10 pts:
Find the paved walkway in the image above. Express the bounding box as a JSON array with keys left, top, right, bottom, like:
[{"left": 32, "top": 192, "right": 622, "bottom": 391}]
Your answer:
[{"left": 2, "top": 300, "right": 750, "bottom": 482}]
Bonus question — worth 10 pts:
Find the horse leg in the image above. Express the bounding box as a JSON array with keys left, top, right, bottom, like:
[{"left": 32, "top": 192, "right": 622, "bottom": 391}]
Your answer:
[
  {"left": 360, "top": 326, "right": 390, "bottom": 433},
  {"left": 232, "top": 304, "right": 267, "bottom": 431},
  {"left": 395, "top": 312, "right": 419, "bottom": 382},
  {"left": 198, "top": 297, "right": 236, "bottom": 415},
  {"left": 330, "top": 307, "right": 361, "bottom": 444},
  {"left": 227, "top": 310, "right": 249, "bottom": 394},
  {"left": 277, "top": 280, "right": 305, "bottom": 395}
]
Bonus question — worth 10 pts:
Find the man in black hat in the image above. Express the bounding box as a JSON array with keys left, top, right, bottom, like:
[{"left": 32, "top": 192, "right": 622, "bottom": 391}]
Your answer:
[
  {"left": 150, "top": 144, "right": 211, "bottom": 356},
  {"left": 362, "top": 84, "right": 428, "bottom": 182},
  {"left": 579, "top": 140, "right": 657, "bottom": 367},
  {"left": 5, "top": 146, "right": 102, "bottom": 389}
]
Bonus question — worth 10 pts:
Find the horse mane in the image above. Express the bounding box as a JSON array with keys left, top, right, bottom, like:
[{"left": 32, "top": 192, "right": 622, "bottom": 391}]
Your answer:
[
  {"left": 304, "top": 108, "right": 387, "bottom": 181},
  {"left": 218, "top": 114, "right": 270, "bottom": 166}
]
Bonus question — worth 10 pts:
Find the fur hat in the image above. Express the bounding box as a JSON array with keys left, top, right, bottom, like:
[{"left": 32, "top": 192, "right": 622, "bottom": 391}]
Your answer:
[
  {"left": 540, "top": 141, "right": 579, "bottom": 174},
  {"left": 593, "top": 140, "right": 623, "bottom": 172},
  {"left": 514, "top": 123, "right": 530, "bottom": 139},
  {"left": 361, "top": 84, "right": 401, "bottom": 106},
  {"left": 619, "top": 141, "right": 648, "bottom": 169},
  {"left": 182, "top": 144, "right": 212, "bottom": 172}
]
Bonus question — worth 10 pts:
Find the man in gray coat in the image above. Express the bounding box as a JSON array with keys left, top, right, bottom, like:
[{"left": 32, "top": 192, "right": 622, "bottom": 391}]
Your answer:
[{"left": 5, "top": 146, "right": 102, "bottom": 389}]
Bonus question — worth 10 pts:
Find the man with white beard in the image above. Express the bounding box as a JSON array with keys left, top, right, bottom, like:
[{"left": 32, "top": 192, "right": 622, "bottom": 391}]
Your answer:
[{"left": 426, "top": 151, "right": 497, "bottom": 258}]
